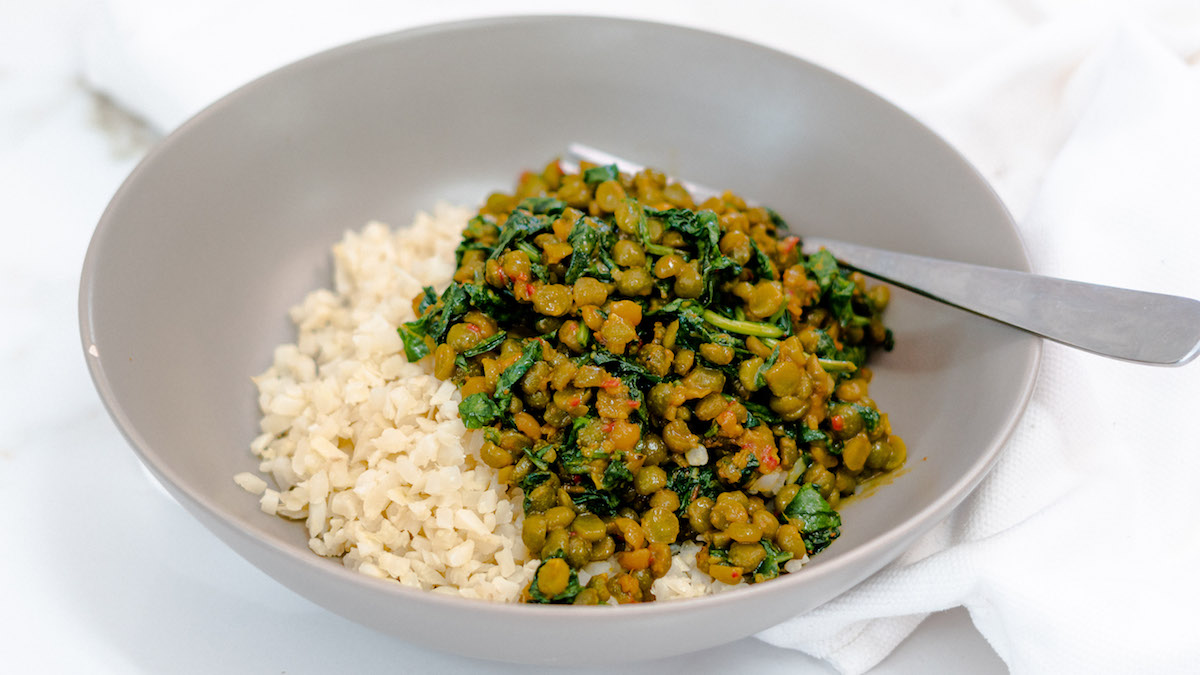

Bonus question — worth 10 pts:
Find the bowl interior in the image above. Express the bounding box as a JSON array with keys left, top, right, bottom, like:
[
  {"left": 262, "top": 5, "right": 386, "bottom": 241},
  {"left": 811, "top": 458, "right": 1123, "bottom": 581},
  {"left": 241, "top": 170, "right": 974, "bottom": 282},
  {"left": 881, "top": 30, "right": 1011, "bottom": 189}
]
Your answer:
[{"left": 81, "top": 15, "right": 1037, "bottom": 663}]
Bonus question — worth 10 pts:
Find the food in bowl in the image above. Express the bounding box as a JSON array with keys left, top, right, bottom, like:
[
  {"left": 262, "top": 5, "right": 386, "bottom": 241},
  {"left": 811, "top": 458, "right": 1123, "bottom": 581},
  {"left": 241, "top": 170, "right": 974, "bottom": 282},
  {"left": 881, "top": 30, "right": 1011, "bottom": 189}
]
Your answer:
[
  {"left": 79, "top": 14, "right": 1040, "bottom": 661},
  {"left": 238, "top": 161, "right": 906, "bottom": 605}
]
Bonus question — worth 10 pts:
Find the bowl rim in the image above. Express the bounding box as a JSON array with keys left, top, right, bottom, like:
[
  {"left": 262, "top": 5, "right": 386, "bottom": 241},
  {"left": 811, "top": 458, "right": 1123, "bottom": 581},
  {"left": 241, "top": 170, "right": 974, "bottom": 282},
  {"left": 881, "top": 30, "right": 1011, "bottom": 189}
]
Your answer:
[{"left": 78, "top": 13, "right": 1041, "bottom": 620}]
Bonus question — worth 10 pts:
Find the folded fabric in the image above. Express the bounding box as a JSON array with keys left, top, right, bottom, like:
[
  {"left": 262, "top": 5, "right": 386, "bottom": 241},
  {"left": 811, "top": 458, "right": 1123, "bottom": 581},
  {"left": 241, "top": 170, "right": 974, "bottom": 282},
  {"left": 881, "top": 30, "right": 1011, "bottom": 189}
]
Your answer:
[
  {"left": 760, "top": 23, "right": 1200, "bottom": 673},
  {"left": 77, "top": 2, "right": 1200, "bottom": 672}
]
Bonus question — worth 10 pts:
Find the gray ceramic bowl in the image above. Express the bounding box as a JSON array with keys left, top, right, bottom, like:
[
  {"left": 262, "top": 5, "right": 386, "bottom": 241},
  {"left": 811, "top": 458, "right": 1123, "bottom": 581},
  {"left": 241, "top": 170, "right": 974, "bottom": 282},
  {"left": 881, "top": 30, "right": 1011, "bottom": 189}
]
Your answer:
[{"left": 80, "top": 15, "right": 1038, "bottom": 664}]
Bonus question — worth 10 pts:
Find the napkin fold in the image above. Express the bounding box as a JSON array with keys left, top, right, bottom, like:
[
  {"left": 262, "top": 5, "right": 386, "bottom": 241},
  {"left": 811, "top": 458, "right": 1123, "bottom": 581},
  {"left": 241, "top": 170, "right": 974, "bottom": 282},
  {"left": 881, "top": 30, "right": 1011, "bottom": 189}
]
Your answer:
[
  {"left": 761, "top": 23, "right": 1200, "bottom": 673},
  {"left": 77, "top": 2, "right": 1200, "bottom": 673}
]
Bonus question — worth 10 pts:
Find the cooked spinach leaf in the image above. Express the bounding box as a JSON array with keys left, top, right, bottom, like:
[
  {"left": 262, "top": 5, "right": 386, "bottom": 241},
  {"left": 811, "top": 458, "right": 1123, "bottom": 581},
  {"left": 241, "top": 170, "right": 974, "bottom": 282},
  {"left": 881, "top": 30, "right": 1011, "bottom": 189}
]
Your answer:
[
  {"left": 601, "top": 458, "right": 634, "bottom": 491},
  {"left": 782, "top": 483, "right": 841, "bottom": 555},
  {"left": 752, "top": 540, "right": 794, "bottom": 582},
  {"left": 647, "top": 207, "right": 741, "bottom": 303},
  {"left": 571, "top": 488, "right": 621, "bottom": 516},
  {"left": 557, "top": 445, "right": 592, "bottom": 477},
  {"left": 527, "top": 554, "right": 582, "bottom": 604},
  {"left": 741, "top": 399, "right": 781, "bottom": 428},
  {"left": 737, "top": 453, "right": 760, "bottom": 485},
  {"left": 458, "top": 393, "right": 502, "bottom": 429},
  {"left": 461, "top": 331, "right": 506, "bottom": 358},
  {"left": 665, "top": 465, "right": 722, "bottom": 516},
  {"left": 843, "top": 403, "right": 881, "bottom": 433},
  {"left": 397, "top": 283, "right": 469, "bottom": 360},
  {"left": 565, "top": 218, "right": 598, "bottom": 284},
  {"left": 489, "top": 210, "right": 552, "bottom": 261},
  {"left": 520, "top": 471, "right": 554, "bottom": 512},
  {"left": 805, "top": 249, "right": 839, "bottom": 295},
  {"left": 587, "top": 350, "right": 662, "bottom": 384},
  {"left": 415, "top": 286, "right": 439, "bottom": 314},
  {"left": 495, "top": 340, "right": 542, "bottom": 401},
  {"left": 397, "top": 325, "right": 431, "bottom": 362},
  {"left": 754, "top": 347, "right": 780, "bottom": 390},
  {"left": 831, "top": 275, "right": 870, "bottom": 327},
  {"left": 582, "top": 163, "right": 619, "bottom": 185},
  {"left": 462, "top": 281, "right": 521, "bottom": 324},
  {"left": 749, "top": 238, "right": 776, "bottom": 281},
  {"left": 524, "top": 442, "right": 556, "bottom": 471},
  {"left": 518, "top": 196, "right": 567, "bottom": 215},
  {"left": 800, "top": 427, "right": 830, "bottom": 444}
]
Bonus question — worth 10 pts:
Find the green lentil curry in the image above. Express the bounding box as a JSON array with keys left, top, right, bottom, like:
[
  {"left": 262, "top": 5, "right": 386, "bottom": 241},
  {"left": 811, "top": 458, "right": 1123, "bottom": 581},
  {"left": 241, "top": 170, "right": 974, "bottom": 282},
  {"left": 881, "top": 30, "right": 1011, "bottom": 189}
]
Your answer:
[{"left": 399, "top": 161, "right": 906, "bottom": 604}]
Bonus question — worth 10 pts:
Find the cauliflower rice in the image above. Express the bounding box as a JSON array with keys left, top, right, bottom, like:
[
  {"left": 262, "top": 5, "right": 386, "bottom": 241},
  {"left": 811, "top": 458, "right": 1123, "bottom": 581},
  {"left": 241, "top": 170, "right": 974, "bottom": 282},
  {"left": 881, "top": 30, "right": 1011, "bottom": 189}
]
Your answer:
[{"left": 236, "top": 204, "right": 781, "bottom": 602}]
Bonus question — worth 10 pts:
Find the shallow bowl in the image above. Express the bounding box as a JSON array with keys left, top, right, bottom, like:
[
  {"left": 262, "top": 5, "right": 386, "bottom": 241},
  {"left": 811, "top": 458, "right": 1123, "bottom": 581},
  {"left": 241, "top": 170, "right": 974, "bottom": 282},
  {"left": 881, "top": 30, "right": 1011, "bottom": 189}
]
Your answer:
[{"left": 80, "top": 15, "right": 1038, "bottom": 664}]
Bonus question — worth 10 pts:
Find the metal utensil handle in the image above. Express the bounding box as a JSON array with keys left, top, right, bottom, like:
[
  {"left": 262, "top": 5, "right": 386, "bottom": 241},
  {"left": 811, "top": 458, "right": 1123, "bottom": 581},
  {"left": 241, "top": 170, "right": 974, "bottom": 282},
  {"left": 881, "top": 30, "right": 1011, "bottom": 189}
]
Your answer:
[
  {"left": 804, "top": 238, "right": 1200, "bottom": 366},
  {"left": 565, "top": 143, "right": 1200, "bottom": 366}
]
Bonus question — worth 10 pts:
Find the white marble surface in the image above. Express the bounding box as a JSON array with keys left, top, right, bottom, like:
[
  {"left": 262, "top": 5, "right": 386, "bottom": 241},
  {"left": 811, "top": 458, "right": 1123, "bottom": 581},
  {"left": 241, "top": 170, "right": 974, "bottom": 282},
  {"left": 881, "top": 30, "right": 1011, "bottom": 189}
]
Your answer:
[
  {"left": 0, "top": 7, "right": 1006, "bottom": 673},
  {"left": 5, "top": 1, "right": 1200, "bottom": 673},
  {"left": 0, "top": 63, "right": 1004, "bottom": 675}
]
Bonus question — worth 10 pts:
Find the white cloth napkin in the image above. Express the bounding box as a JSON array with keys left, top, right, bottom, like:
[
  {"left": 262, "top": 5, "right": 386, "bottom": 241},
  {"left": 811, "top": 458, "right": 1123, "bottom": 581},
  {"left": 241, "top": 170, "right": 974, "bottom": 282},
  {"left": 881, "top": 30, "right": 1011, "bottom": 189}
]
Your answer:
[{"left": 78, "top": 2, "right": 1200, "bottom": 673}]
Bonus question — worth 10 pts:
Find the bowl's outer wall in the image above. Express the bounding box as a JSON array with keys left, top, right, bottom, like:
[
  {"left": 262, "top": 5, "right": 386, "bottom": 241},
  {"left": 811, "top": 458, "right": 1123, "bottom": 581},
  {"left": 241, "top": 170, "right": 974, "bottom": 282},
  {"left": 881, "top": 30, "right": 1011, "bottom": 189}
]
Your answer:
[{"left": 82, "top": 16, "right": 1038, "bottom": 664}]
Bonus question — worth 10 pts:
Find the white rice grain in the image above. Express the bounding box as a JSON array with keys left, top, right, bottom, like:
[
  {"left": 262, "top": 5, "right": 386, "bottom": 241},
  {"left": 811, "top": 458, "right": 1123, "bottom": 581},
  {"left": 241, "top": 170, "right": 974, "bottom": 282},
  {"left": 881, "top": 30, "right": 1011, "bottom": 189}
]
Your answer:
[{"left": 233, "top": 472, "right": 267, "bottom": 495}]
